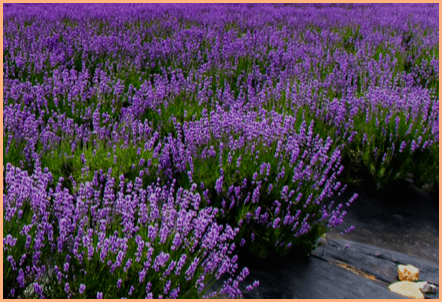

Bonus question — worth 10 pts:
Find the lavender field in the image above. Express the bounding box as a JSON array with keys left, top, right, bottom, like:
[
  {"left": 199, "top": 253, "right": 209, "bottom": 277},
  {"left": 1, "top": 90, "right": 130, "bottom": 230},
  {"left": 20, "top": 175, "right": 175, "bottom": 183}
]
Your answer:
[{"left": 3, "top": 3, "right": 439, "bottom": 299}]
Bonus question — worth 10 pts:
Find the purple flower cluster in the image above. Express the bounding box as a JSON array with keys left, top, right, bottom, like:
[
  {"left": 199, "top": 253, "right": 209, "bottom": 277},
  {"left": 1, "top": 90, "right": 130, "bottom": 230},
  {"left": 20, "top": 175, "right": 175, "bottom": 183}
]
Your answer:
[
  {"left": 3, "top": 3, "right": 438, "bottom": 299},
  {"left": 3, "top": 163, "right": 254, "bottom": 298}
]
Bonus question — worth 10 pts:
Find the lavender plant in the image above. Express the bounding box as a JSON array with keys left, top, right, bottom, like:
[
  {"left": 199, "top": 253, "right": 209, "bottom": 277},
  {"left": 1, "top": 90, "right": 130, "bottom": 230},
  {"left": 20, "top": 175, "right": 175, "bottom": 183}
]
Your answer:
[
  {"left": 4, "top": 3, "right": 438, "bottom": 299},
  {"left": 3, "top": 162, "right": 258, "bottom": 299}
]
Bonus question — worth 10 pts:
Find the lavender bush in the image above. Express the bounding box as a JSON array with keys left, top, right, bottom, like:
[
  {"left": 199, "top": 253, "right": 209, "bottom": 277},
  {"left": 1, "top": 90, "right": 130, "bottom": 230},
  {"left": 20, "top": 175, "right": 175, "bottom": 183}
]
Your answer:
[
  {"left": 3, "top": 3, "right": 438, "bottom": 299},
  {"left": 3, "top": 162, "right": 258, "bottom": 299}
]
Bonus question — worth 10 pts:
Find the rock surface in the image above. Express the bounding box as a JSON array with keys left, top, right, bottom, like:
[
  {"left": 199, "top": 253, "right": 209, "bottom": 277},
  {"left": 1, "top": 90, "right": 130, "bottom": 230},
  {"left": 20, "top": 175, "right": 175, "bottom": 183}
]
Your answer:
[
  {"left": 208, "top": 238, "right": 439, "bottom": 299},
  {"left": 209, "top": 250, "right": 407, "bottom": 298},
  {"left": 312, "top": 239, "right": 439, "bottom": 289},
  {"left": 324, "top": 179, "right": 439, "bottom": 265},
  {"left": 312, "top": 239, "right": 439, "bottom": 299},
  {"left": 388, "top": 281, "right": 425, "bottom": 299}
]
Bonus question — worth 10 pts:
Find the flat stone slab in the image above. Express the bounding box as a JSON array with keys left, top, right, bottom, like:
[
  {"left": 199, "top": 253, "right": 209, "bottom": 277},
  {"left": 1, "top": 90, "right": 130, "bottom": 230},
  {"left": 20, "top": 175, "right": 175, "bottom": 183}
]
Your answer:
[
  {"left": 311, "top": 239, "right": 439, "bottom": 299},
  {"left": 241, "top": 257, "right": 408, "bottom": 299},
  {"left": 208, "top": 239, "right": 438, "bottom": 299}
]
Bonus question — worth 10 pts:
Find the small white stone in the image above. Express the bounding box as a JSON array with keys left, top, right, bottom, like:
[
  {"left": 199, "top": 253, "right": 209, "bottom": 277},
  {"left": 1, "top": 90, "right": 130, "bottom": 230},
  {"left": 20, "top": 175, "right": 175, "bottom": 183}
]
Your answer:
[
  {"left": 388, "top": 281, "right": 425, "bottom": 299},
  {"left": 397, "top": 264, "right": 419, "bottom": 281},
  {"left": 422, "top": 283, "right": 438, "bottom": 294}
]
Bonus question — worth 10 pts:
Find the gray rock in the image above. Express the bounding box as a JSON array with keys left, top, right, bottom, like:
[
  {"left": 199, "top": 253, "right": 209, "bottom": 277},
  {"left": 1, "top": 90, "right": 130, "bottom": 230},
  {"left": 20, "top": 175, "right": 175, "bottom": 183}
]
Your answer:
[{"left": 422, "top": 283, "right": 438, "bottom": 294}]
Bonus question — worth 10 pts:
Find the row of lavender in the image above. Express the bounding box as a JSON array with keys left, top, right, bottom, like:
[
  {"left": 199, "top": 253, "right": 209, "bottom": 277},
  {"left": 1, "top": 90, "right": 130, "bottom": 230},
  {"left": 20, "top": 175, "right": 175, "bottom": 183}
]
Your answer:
[{"left": 3, "top": 3, "right": 438, "bottom": 299}]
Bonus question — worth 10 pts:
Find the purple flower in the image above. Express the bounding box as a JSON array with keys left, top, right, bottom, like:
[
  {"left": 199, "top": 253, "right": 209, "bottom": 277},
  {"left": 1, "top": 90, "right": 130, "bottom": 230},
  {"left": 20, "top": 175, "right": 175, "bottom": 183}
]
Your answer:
[
  {"left": 124, "top": 258, "right": 132, "bottom": 272},
  {"left": 345, "top": 225, "right": 355, "bottom": 234},
  {"left": 97, "top": 292, "right": 103, "bottom": 299},
  {"left": 79, "top": 284, "right": 86, "bottom": 294},
  {"left": 139, "top": 268, "right": 147, "bottom": 283},
  {"left": 164, "top": 280, "right": 171, "bottom": 295},
  {"left": 254, "top": 207, "right": 261, "bottom": 219},
  {"left": 4, "top": 234, "right": 17, "bottom": 247},
  {"left": 63, "top": 262, "right": 69, "bottom": 272},
  {"left": 17, "top": 269, "right": 25, "bottom": 288},
  {"left": 185, "top": 257, "right": 199, "bottom": 281},
  {"left": 246, "top": 280, "right": 259, "bottom": 291},
  {"left": 215, "top": 175, "right": 224, "bottom": 194},
  {"left": 346, "top": 193, "right": 358, "bottom": 206},
  {"left": 399, "top": 141, "right": 407, "bottom": 153},
  {"left": 153, "top": 252, "right": 170, "bottom": 272},
  {"left": 7, "top": 255, "right": 16, "bottom": 271},
  {"left": 34, "top": 283, "right": 44, "bottom": 298},
  {"left": 169, "top": 287, "right": 180, "bottom": 299},
  {"left": 273, "top": 218, "right": 281, "bottom": 229}
]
